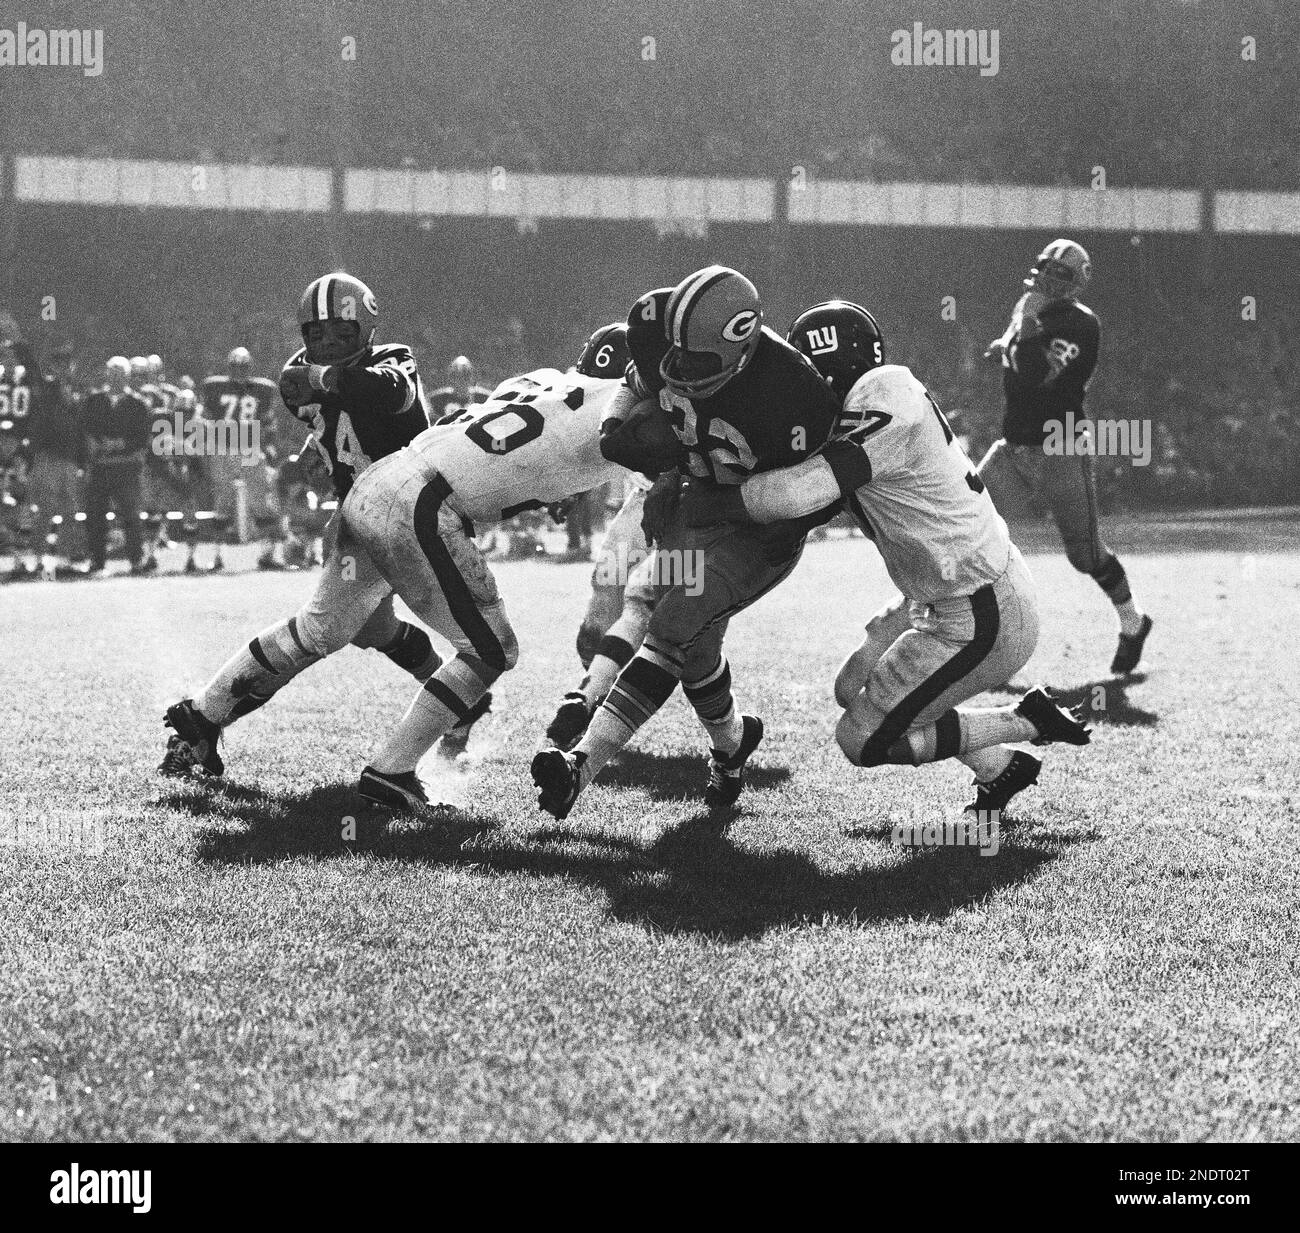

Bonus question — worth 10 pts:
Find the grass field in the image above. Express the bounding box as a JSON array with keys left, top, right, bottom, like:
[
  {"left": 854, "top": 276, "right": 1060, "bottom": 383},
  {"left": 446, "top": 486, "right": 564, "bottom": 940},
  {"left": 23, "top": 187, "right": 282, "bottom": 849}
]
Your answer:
[{"left": 3, "top": 514, "right": 1298, "bottom": 1142}]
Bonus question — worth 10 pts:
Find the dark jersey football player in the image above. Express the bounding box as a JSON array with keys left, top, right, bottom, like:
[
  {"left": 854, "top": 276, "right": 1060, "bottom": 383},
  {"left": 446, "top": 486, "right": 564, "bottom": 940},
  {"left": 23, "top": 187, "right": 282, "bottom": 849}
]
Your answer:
[
  {"left": 977, "top": 239, "right": 1151, "bottom": 674},
  {"left": 160, "top": 271, "right": 487, "bottom": 778},
  {"left": 426, "top": 355, "right": 492, "bottom": 424},
  {"left": 532, "top": 265, "right": 842, "bottom": 819}
]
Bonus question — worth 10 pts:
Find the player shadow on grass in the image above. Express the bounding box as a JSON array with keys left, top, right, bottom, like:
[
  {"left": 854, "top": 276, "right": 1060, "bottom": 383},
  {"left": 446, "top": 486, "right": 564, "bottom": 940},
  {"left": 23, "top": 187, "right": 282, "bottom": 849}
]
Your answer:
[
  {"left": 988, "top": 674, "right": 1158, "bottom": 728},
  {"left": 597, "top": 749, "right": 792, "bottom": 800},
  {"left": 181, "top": 780, "right": 1090, "bottom": 942}
]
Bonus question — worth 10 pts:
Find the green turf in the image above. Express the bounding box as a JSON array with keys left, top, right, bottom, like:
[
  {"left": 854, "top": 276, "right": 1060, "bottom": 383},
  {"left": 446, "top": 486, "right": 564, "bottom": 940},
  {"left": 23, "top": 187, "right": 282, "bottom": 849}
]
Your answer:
[{"left": 2, "top": 518, "right": 1297, "bottom": 1141}]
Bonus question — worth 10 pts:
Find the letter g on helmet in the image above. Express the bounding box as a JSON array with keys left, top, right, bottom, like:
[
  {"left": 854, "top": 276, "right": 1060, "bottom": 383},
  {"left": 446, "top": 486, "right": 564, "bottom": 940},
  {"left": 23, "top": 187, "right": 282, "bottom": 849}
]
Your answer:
[{"left": 660, "top": 266, "right": 763, "bottom": 399}]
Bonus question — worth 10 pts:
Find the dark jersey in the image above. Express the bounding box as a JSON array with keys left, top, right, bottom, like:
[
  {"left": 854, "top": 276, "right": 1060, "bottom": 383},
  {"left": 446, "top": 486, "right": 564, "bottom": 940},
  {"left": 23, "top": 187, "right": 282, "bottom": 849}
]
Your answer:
[
  {"left": 282, "top": 342, "right": 429, "bottom": 500},
  {"left": 627, "top": 292, "right": 841, "bottom": 557},
  {"left": 200, "top": 374, "right": 282, "bottom": 460},
  {"left": 0, "top": 363, "right": 34, "bottom": 463},
  {"left": 83, "top": 389, "right": 151, "bottom": 465},
  {"left": 427, "top": 384, "right": 491, "bottom": 424},
  {"left": 1000, "top": 299, "right": 1101, "bottom": 445}
]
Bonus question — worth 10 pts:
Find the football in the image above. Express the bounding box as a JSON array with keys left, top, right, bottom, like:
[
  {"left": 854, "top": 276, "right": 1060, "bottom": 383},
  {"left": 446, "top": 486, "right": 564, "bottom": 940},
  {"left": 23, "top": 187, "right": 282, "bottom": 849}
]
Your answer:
[{"left": 601, "top": 396, "right": 682, "bottom": 474}]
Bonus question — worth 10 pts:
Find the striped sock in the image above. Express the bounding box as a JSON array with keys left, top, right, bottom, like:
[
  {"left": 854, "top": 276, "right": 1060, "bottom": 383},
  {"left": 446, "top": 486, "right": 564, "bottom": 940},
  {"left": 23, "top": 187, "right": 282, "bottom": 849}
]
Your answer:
[
  {"left": 683, "top": 657, "right": 743, "bottom": 756},
  {"left": 905, "top": 707, "right": 1037, "bottom": 765},
  {"left": 196, "top": 616, "right": 320, "bottom": 727},
  {"left": 579, "top": 633, "right": 636, "bottom": 707},
  {"left": 575, "top": 640, "right": 682, "bottom": 788},
  {"left": 371, "top": 653, "right": 495, "bottom": 774}
]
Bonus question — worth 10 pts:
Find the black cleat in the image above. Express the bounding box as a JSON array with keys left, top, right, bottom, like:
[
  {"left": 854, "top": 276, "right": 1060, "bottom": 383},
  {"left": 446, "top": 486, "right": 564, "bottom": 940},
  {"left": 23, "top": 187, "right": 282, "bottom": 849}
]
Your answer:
[
  {"left": 965, "top": 750, "right": 1042, "bottom": 816},
  {"left": 160, "top": 700, "right": 225, "bottom": 777},
  {"left": 531, "top": 748, "right": 585, "bottom": 820},
  {"left": 1016, "top": 687, "right": 1091, "bottom": 747},
  {"left": 703, "top": 714, "right": 764, "bottom": 810},
  {"left": 1110, "top": 614, "right": 1153, "bottom": 675},
  {"left": 544, "top": 692, "right": 593, "bottom": 752},
  {"left": 358, "top": 765, "right": 430, "bottom": 814},
  {"left": 437, "top": 691, "right": 493, "bottom": 760}
]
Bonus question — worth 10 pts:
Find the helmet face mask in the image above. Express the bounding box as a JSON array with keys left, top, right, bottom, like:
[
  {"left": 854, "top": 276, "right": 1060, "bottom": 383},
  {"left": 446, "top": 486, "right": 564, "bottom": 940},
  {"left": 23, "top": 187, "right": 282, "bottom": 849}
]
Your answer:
[
  {"left": 659, "top": 265, "right": 762, "bottom": 400},
  {"left": 787, "top": 300, "right": 886, "bottom": 402},
  {"left": 298, "top": 272, "right": 378, "bottom": 366},
  {"left": 1024, "top": 239, "right": 1091, "bottom": 301},
  {"left": 303, "top": 320, "right": 363, "bottom": 365}
]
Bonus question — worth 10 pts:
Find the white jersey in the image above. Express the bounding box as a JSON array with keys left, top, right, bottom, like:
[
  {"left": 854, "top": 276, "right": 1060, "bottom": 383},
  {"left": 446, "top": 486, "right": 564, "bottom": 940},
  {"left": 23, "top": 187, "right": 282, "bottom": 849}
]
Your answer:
[
  {"left": 835, "top": 364, "right": 1011, "bottom": 602},
  {"left": 403, "top": 368, "right": 626, "bottom": 523}
]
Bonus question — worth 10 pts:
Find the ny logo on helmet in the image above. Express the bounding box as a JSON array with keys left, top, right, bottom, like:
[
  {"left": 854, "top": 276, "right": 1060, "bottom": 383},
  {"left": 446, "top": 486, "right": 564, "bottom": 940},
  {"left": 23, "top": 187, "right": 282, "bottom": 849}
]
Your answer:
[
  {"left": 722, "top": 310, "right": 759, "bottom": 343},
  {"left": 804, "top": 325, "right": 839, "bottom": 355}
]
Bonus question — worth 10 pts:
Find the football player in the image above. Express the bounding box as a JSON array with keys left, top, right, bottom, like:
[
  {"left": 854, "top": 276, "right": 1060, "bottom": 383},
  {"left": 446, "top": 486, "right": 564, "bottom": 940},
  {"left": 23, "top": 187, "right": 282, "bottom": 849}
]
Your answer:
[
  {"left": 335, "top": 359, "right": 672, "bottom": 811},
  {"left": 680, "top": 300, "right": 1090, "bottom": 818},
  {"left": 426, "top": 355, "right": 492, "bottom": 423},
  {"left": 531, "top": 266, "right": 845, "bottom": 820},
  {"left": 978, "top": 239, "right": 1152, "bottom": 675},
  {"left": 159, "top": 272, "right": 487, "bottom": 776},
  {"left": 544, "top": 322, "right": 661, "bottom": 749},
  {"left": 196, "top": 348, "right": 283, "bottom": 570}
]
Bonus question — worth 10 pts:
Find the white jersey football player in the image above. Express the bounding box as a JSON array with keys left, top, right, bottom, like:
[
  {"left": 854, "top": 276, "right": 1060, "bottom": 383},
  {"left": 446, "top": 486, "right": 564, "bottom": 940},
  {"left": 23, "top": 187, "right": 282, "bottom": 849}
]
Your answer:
[
  {"left": 340, "top": 364, "right": 651, "bottom": 812},
  {"left": 681, "top": 301, "right": 1090, "bottom": 818}
]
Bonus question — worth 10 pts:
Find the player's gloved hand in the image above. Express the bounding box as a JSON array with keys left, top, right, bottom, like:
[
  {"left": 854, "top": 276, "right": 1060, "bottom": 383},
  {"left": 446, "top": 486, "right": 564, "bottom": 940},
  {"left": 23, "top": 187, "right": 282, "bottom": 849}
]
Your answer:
[
  {"left": 680, "top": 478, "right": 748, "bottom": 528},
  {"left": 640, "top": 470, "right": 682, "bottom": 547},
  {"left": 983, "top": 338, "right": 1007, "bottom": 363},
  {"left": 279, "top": 366, "right": 318, "bottom": 414}
]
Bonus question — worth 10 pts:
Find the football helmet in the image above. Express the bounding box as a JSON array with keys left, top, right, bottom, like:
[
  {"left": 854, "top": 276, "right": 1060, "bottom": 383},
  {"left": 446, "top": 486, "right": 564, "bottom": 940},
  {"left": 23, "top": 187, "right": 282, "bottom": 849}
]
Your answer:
[
  {"left": 297, "top": 271, "right": 378, "bottom": 365},
  {"left": 1024, "top": 239, "right": 1091, "bottom": 300},
  {"left": 786, "top": 300, "right": 885, "bottom": 402},
  {"left": 227, "top": 347, "right": 252, "bottom": 380},
  {"left": 659, "top": 265, "right": 762, "bottom": 399},
  {"left": 129, "top": 356, "right": 149, "bottom": 383},
  {"left": 574, "top": 322, "right": 630, "bottom": 379}
]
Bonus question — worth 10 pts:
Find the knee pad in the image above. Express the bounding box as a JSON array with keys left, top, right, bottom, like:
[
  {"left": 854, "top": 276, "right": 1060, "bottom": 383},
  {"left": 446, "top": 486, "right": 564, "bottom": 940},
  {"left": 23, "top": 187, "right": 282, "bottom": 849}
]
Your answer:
[
  {"left": 837, "top": 713, "right": 913, "bottom": 768},
  {"left": 473, "top": 627, "right": 519, "bottom": 675}
]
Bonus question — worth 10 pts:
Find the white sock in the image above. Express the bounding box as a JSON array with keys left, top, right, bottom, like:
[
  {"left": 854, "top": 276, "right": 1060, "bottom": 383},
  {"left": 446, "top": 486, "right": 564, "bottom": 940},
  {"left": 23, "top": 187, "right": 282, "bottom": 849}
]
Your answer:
[
  {"left": 960, "top": 745, "right": 1015, "bottom": 783},
  {"left": 1115, "top": 598, "right": 1144, "bottom": 637}
]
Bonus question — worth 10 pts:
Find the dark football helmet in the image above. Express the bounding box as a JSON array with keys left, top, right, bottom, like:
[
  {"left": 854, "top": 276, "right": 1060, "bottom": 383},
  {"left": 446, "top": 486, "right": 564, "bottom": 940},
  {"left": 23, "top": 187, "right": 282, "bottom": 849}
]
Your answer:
[
  {"left": 786, "top": 300, "right": 885, "bottom": 402},
  {"left": 1024, "top": 239, "right": 1091, "bottom": 300},
  {"left": 574, "top": 322, "right": 630, "bottom": 379}
]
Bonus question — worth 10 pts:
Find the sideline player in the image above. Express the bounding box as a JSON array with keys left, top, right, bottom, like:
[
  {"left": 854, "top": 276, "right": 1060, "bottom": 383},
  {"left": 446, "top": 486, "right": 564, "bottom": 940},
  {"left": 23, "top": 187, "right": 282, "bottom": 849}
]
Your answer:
[
  {"left": 531, "top": 266, "right": 844, "bottom": 820},
  {"left": 683, "top": 300, "right": 1090, "bottom": 817},
  {"left": 159, "top": 272, "right": 487, "bottom": 776},
  {"left": 979, "top": 239, "right": 1152, "bottom": 674}
]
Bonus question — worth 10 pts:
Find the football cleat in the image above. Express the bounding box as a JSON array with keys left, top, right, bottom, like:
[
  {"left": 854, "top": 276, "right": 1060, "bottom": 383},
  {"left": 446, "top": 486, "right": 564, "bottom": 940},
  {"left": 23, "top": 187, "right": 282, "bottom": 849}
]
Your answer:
[
  {"left": 544, "top": 692, "right": 593, "bottom": 752},
  {"left": 703, "top": 714, "right": 765, "bottom": 810},
  {"left": 159, "top": 700, "right": 224, "bottom": 777},
  {"left": 437, "top": 691, "right": 493, "bottom": 760},
  {"left": 1110, "top": 614, "right": 1153, "bottom": 676},
  {"left": 358, "top": 765, "right": 429, "bottom": 814},
  {"left": 1016, "top": 687, "right": 1091, "bottom": 747},
  {"left": 530, "top": 748, "right": 585, "bottom": 820},
  {"left": 965, "top": 751, "right": 1042, "bottom": 816}
]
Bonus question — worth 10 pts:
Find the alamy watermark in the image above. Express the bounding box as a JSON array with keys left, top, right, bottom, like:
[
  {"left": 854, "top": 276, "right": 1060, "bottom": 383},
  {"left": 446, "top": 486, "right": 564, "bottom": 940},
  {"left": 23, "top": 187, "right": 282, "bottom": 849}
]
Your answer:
[
  {"left": 152, "top": 414, "right": 262, "bottom": 467},
  {"left": 0, "top": 24, "right": 103, "bottom": 76},
  {"left": 892, "top": 808, "right": 1001, "bottom": 857},
  {"left": 1043, "top": 412, "right": 1151, "bottom": 466},
  {"left": 890, "top": 22, "right": 999, "bottom": 76},
  {"left": 593, "top": 545, "right": 704, "bottom": 597}
]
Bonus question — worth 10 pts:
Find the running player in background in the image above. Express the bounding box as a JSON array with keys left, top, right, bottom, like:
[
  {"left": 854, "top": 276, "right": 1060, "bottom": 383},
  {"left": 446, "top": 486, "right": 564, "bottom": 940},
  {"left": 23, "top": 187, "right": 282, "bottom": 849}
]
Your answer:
[{"left": 979, "top": 239, "right": 1152, "bottom": 675}]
